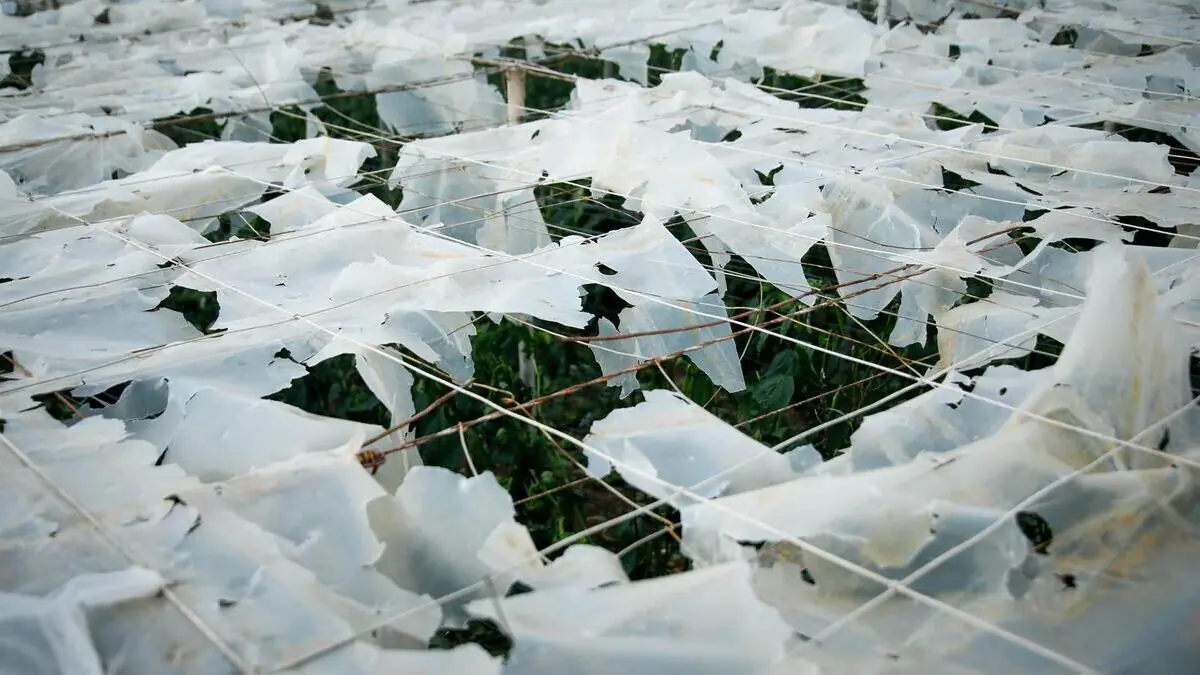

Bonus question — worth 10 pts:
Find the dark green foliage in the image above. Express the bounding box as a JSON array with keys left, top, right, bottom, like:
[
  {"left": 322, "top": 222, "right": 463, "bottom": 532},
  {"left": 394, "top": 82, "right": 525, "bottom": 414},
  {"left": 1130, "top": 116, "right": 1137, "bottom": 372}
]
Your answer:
[
  {"left": 156, "top": 287, "right": 221, "bottom": 333},
  {"left": 1016, "top": 511, "right": 1054, "bottom": 554},
  {"left": 430, "top": 620, "right": 512, "bottom": 655},
  {"left": 483, "top": 38, "right": 608, "bottom": 117},
  {"left": 645, "top": 44, "right": 689, "bottom": 87},
  {"left": 267, "top": 353, "right": 390, "bottom": 424},
  {"left": 929, "top": 102, "right": 999, "bottom": 133},
  {"left": 941, "top": 167, "right": 981, "bottom": 193},
  {"left": 755, "top": 67, "right": 867, "bottom": 111},
  {"left": 154, "top": 107, "right": 224, "bottom": 147},
  {"left": 535, "top": 179, "right": 642, "bottom": 241},
  {"left": 1, "top": 48, "right": 44, "bottom": 90},
  {"left": 752, "top": 369, "right": 794, "bottom": 415}
]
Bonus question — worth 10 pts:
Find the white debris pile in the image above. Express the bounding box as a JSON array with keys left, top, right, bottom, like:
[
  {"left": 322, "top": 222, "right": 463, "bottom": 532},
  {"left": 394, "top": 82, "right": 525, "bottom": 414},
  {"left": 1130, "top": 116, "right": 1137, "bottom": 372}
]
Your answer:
[{"left": 0, "top": 0, "right": 1197, "bottom": 673}]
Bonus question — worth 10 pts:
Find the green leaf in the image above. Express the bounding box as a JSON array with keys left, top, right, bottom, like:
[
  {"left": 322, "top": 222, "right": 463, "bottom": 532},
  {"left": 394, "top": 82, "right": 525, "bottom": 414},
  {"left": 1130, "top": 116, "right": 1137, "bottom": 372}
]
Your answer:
[
  {"left": 766, "top": 350, "right": 801, "bottom": 377},
  {"left": 753, "top": 163, "right": 785, "bottom": 186},
  {"left": 753, "top": 374, "right": 794, "bottom": 411}
]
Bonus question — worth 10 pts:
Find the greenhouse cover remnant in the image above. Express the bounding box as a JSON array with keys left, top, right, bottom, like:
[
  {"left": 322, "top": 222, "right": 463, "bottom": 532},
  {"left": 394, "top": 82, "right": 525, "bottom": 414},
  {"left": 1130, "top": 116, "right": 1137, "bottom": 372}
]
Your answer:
[{"left": 1, "top": 0, "right": 1198, "bottom": 673}]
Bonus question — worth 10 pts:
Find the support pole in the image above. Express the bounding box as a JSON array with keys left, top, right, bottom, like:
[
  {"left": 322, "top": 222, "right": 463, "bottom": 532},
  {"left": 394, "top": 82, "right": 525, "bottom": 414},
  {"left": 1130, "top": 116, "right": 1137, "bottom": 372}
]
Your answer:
[{"left": 504, "top": 66, "right": 527, "bottom": 126}]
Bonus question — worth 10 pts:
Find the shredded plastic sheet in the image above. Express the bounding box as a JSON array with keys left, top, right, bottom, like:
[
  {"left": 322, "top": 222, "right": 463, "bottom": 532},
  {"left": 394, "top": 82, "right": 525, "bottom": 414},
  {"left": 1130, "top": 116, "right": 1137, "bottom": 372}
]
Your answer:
[{"left": 1, "top": 0, "right": 1198, "bottom": 673}]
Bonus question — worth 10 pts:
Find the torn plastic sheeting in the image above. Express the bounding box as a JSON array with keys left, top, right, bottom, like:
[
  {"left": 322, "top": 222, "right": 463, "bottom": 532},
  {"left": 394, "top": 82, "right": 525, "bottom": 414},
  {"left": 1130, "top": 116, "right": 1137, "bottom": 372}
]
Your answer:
[
  {"left": 0, "top": 113, "right": 174, "bottom": 194},
  {"left": 345, "top": 642, "right": 503, "bottom": 675},
  {"left": 820, "top": 176, "right": 941, "bottom": 329},
  {"left": 0, "top": 1, "right": 1196, "bottom": 674},
  {"left": 351, "top": 343, "right": 423, "bottom": 492},
  {"left": 683, "top": 245, "right": 1192, "bottom": 556},
  {"left": 586, "top": 294, "right": 746, "bottom": 398},
  {"left": 680, "top": 245, "right": 1199, "bottom": 671},
  {"left": 933, "top": 292, "right": 1048, "bottom": 372},
  {"left": 173, "top": 449, "right": 444, "bottom": 648},
  {"left": 0, "top": 567, "right": 166, "bottom": 675},
  {"left": 466, "top": 561, "right": 795, "bottom": 675},
  {"left": 478, "top": 522, "right": 630, "bottom": 592},
  {"left": 117, "top": 380, "right": 386, "bottom": 482},
  {"left": 371, "top": 466, "right": 544, "bottom": 628},
  {"left": 0, "top": 321, "right": 318, "bottom": 405},
  {"left": 840, "top": 366, "right": 1047, "bottom": 471},
  {"left": 583, "top": 389, "right": 794, "bottom": 509},
  {"left": 0, "top": 403, "right": 512, "bottom": 673},
  {"left": 0, "top": 277, "right": 203, "bottom": 383}
]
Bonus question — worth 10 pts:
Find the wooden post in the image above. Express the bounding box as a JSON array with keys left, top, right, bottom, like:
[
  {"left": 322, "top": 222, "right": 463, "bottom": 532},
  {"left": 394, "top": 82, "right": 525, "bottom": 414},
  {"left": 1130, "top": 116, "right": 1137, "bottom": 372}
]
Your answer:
[{"left": 504, "top": 66, "right": 527, "bottom": 126}]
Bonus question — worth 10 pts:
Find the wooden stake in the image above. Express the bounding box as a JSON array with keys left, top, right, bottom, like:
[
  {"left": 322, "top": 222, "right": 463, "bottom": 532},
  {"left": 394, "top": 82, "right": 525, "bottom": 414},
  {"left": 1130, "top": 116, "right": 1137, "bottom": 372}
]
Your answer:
[{"left": 505, "top": 66, "right": 527, "bottom": 126}]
